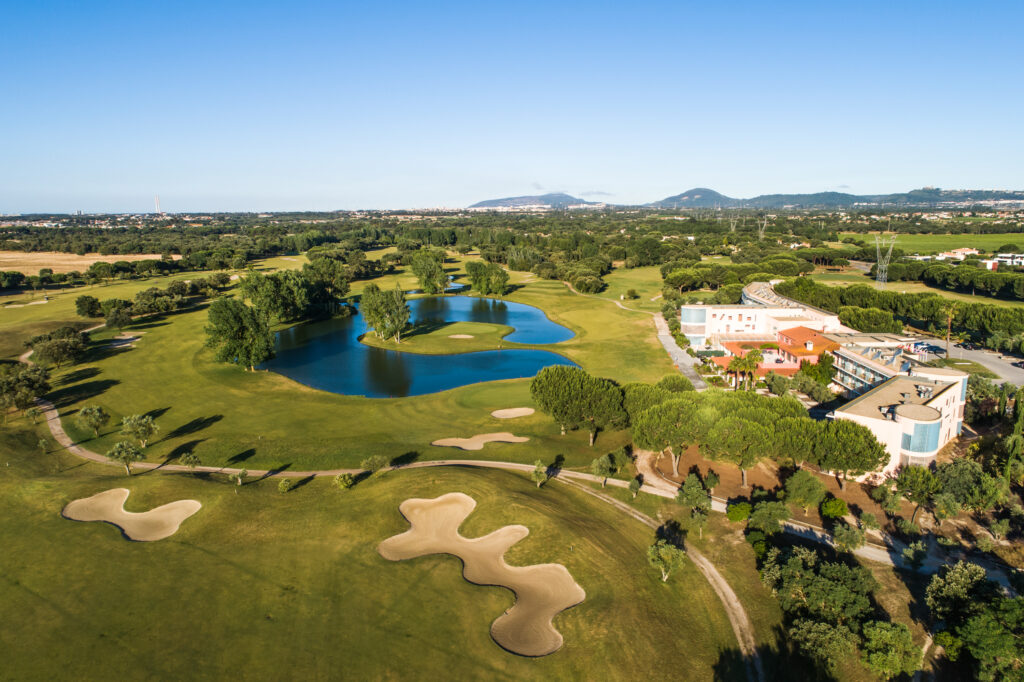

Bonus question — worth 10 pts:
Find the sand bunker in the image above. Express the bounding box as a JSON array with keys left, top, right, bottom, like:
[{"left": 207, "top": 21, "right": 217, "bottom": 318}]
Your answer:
[
  {"left": 448, "top": 334, "right": 474, "bottom": 339},
  {"left": 431, "top": 432, "right": 529, "bottom": 450},
  {"left": 62, "top": 488, "right": 201, "bottom": 541},
  {"left": 490, "top": 408, "right": 535, "bottom": 419},
  {"left": 378, "top": 493, "right": 585, "bottom": 656}
]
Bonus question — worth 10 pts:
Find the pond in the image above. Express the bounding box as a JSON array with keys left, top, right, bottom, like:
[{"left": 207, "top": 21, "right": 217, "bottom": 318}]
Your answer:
[{"left": 261, "top": 296, "right": 576, "bottom": 398}]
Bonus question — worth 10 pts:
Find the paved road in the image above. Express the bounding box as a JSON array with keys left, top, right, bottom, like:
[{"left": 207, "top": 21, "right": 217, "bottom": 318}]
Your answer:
[{"left": 925, "top": 346, "right": 1024, "bottom": 385}]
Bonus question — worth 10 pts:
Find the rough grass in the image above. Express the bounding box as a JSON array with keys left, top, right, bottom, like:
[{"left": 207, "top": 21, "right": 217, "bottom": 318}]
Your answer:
[
  {"left": 0, "top": 425, "right": 742, "bottom": 681},
  {"left": 595, "top": 266, "right": 667, "bottom": 312},
  {"left": 929, "top": 357, "right": 998, "bottom": 378}
]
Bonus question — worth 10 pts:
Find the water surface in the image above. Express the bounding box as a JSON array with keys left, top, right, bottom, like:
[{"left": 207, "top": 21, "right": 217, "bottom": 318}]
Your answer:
[{"left": 262, "top": 296, "right": 576, "bottom": 398}]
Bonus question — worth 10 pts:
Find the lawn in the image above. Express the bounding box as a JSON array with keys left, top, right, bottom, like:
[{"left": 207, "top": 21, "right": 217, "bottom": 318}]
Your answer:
[
  {"left": 840, "top": 232, "right": 1024, "bottom": 254},
  {"left": 810, "top": 271, "right": 1024, "bottom": 309},
  {"left": 361, "top": 320, "right": 522, "bottom": 354},
  {"left": 0, "top": 425, "right": 743, "bottom": 681},
  {"left": 595, "top": 266, "right": 667, "bottom": 312}
]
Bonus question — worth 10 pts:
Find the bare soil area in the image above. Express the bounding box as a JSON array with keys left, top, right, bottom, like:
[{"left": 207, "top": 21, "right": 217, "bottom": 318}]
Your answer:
[{"left": 0, "top": 251, "right": 178, "bottom": 274}]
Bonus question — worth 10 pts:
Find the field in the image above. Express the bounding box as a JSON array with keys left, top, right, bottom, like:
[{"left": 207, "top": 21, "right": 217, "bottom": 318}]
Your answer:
[
  {"left": 809, "top": 270, "right": 1024, "bottom": 309},
  {"left": 0, "top": 425, "right": 750, "bottom": 681},
  {"left": 0, "top": 250, "right": 177, "bottom": 274},
  {"left": 3, "top": 254, "right": 673, "bottom": 472},
  {"left": 839, "top": 232, "right": 1024, "bottom": 254}
]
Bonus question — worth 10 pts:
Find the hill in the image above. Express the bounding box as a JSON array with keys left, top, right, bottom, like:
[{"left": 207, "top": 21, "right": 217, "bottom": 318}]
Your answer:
[
  {"left": 468, "top": 193, "right": 597, "bottom": 208},
  {"left": 647, "top": 187, "right": 1024, "bottom": 209}
]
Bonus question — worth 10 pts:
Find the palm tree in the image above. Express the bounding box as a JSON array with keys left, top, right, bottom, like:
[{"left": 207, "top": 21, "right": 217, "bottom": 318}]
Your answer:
[
  {"left": 745, "top": 349, "right": 764, "bottom": 390},
  {"left": 938, "top": 302, "right": 959, "bottom": 358},
  {"left": 727, "top": 355, "right": 745, "bottom": 391}
]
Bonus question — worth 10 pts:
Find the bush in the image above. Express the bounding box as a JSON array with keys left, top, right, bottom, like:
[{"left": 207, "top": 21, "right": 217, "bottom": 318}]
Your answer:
[
  {"left": 624, "top": 288, "right": 639, "bottom": 299},
  {"left": 745, "top": 529, "right": 768, "bottom": 559},
  {"left": 656, "top": 374, "right": 694, "bottom": 393},
  {"left": 333, "top": 473, "right": 355, "bottom": 490},
  {"left": 859, "top": 512, "right": 880, "bottom": 530},
  {"left": 820, "top": 497, "right": 849, "bottom": 519},
  {"left": 278, "top": 478, "right": 293, "bottom": 493},
  {"left": 895, "top": 517, "right": 921, "bottom": 537},
  {"left": 727, "top": 502, "right": 752, "bottom": 522},
  {"left": 831, "top": 521, "right": 865, "bottom": 552}
]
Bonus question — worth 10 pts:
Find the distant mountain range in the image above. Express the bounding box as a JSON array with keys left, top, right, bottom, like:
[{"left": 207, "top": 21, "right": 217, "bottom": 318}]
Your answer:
[
  {"left": 470, "top": 187, "right": 1024, "bottom": 209},
  {"left": 469, "top": 193, "right": 598, "bottom": 208}
]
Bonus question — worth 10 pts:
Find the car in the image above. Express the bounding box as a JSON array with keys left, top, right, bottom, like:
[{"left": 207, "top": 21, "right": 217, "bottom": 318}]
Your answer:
[{"left": 1013, "top": 361, "right": 1024, "bottom": 369}]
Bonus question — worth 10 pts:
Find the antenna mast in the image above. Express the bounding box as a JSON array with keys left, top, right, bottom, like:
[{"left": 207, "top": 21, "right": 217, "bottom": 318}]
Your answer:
[{"left": 875, "top": 234, "right": 897, "bottom": 289}]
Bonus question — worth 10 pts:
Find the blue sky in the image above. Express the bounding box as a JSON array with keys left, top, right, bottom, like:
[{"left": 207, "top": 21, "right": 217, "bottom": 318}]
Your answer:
[{"left": 2, "top": 1, "right": 1022, "bottom": 212}]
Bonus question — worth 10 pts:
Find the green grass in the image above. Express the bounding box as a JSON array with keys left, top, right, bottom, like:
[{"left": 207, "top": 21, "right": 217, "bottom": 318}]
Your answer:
[
  {"left": 360, "top": 320, "right": 521, "bottom": 354},
  {"left": 595, "top": 266, "right": 666, "bottom": 312},
  {"left": 840, "top": 231, "right": 1024, "bottom": 254},
  {"left": 0, "top": 425, "right": 744, "bottom": 681},
  {"left": 810, "top": 271, "right": 1024, "bottom": 309},
  {"left": 928, "top": 357, "right": 998, "bottom": 378}
]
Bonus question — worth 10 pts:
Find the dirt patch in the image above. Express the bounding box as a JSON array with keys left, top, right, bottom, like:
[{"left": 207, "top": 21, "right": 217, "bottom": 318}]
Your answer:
[
  {"left": 0, "top": 251, "right": 179, "bottom": 275},
  {"left": 431, "top": 433, "right": 529, "bottom": 450},
  {"left": 378, "top": 492, "right": 585, "bottom": 656},
  {"left": 491, "top": 408, "right": 535, "bottom": 419},
  {"left": 62, "top": 488, "right": 201, "bottom": 541},
  {"left": 448, "top": 334, "right": 475, "bottom": 339}
]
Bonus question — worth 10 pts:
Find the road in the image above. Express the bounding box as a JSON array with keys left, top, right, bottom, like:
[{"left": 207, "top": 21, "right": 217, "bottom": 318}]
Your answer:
[{"left": 924, "top": 345, "right": 1024, "bottom": 385}]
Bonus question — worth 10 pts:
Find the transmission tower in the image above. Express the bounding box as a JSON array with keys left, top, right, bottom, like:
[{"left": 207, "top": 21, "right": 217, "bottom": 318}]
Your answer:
[
  {"left": 757, "top": 215, "right": 769, "bottom": 240},
  {"left": 728, "top": 216, "right": 738, "bottom": 233},
  {"left": 875, "top": 234, "right": 897, "bottom": 289},
  {"left": 154, "top": 195, "right": 162, "bottom": 214}
]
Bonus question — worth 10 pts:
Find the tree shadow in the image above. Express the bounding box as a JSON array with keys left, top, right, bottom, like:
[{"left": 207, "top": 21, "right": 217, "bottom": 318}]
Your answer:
[
  {"left": 46, "top": 379, "right": 120, "bottom": 408},
  {"left": 145, "top": 406, "right": 172, "bottom": 421},
  {"left": 546, "top": 454, "right": 566, "bottom": 479},
  {"left": 656, "top": 519, "right": 688, "bottom": 549},
  {"left": 227, "top": 448, "right": 256, "bottom": 464},
  {"left": 390, "top": 451, "right": 420, "bottom": 467},
  {"left": 164, "top": 414, "right": 222, "bottom": 440},
  {"left": 289, "top": 474, "right": 316, "bottom": 491},
  {"left": 258, "top": 463, "right": 291, "bottom": 481},
  {"left": 57, "top": 367, "right": 100, "bottom": 386},
  {"left": 167, "top": 439, "right": 205, "bottom": 461}
]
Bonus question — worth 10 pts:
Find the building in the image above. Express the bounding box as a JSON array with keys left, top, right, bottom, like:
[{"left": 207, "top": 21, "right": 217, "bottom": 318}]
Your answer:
[
  {"left": 994, "top": 253, "right": 1024, "bottom": 267},
  {"left": 823, "top": 332, "right": 925, "bottom": 396},
  {"left": 679, "top": 282, "right": 847, "bottom": 349},
  {"left": 830, "top": 366, "right": 967, "bottom": 473},
  {"left": 776, "top": 326, "right": 839, "bottom": 365}
]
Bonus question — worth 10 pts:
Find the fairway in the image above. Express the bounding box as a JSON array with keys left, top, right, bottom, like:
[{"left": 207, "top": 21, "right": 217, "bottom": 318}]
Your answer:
[
  {"left": 0, "top": 427, "right": 745, "bottom": 681},
  {"left": 840, "top": 231, "right": 1024, "bottom": 253}
]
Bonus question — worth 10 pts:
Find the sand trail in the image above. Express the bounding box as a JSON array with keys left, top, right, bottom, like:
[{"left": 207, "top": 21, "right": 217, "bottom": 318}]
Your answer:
[
  {"left": 378, "top": 493, "right": 585, "bottom": 656},
  {"left": 490, "top": 408, "right": 535, "bottom": 419},
  {"left": 431, "top": 433, "right": 529, "bottom": 450},
  {"left": 62, "top": 488, "right": 201, "bottom": 541}
]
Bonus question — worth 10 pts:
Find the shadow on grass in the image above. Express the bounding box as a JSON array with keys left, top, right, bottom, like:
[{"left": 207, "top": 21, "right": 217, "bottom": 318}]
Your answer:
[
  {"left": 46, "top": 379, "right": 120, "bottom": 408},
  {"left": 390, "top": 451, "right": 420, "bottom": 467},
  {"left": 227, "top": 448, "right": 256, "bottom": 464},
  {"left": 145, "top": 406, "right": 172, "bottom": 421},
  {"left": 258, "top": 463, "right": 291, "bottom": 481},
  {"left": 57, "top": 367, "right": 100, "bottom": 386},
  {"left": 656, "top": 519, "right": 688, "bottom": 549},
  {"left": 289, "top": 474, "right": 316, "bottom": 491},
  {"left": 164, "top": 414, "right": 222, "bottom": 440}
]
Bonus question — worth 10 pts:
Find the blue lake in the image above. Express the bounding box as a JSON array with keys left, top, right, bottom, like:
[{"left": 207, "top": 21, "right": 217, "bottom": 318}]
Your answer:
[{"left": 261, "top": 296, "right": 576, "bottom": 398}]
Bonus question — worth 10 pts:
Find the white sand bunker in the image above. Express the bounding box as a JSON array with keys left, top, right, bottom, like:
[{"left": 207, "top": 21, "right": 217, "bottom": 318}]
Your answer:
[
  {"left": 491, "top": 407, "right": 535, "bottom": 419},
  {"left": 448, "top": 334, "right": 474, "bottom": 339},
  {"left": 431, "top": 432, "right": 529, "bottom": 450},
  {"left": 378, "top": 493, "right": 585, "bottom": 656},
  {"left": 62, "top": 488, "right": 201, "bottom": 541}
]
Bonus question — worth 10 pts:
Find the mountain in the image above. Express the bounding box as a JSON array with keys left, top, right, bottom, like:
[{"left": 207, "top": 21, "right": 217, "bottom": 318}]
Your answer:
[
  {"left": 469, "top": 193, "right": 597, "bottom": 208},
  {"left": 647, "top": 187, "right": 1024, "bottom": 209}
]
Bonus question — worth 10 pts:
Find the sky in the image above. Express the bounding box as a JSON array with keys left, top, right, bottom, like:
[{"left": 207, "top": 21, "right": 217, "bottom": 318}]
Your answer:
[{"left": 2, "top": 0, "right": 1023, "bottom": 213}]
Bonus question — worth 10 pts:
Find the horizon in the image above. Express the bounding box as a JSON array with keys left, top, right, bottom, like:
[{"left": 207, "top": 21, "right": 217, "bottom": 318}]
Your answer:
[{"left": 3, "top": 0, "right": 1023, "bottom": 213}]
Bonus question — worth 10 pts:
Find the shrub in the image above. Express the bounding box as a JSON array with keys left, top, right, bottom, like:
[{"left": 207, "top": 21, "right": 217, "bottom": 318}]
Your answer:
[
  {"left": 278, "top": 478, "right": 293, "bottom": 493},
  {"left": 333, "top": 473, "right": 356, "bottom": 490},
  {"left": 727, "top": 502, "right": 752, "bottom": 522},
  {"left": 656, "top": 374, "right": 694, "bottom": 393},
  {"left": 895, "top": 517, "right": 920, "bottom": 537},
  {"left": 820, "top": 497, "right": 849, "bottom": 520},
  {"left": 745, "top": 529, "right": 768, "bottom": 559},
  {"left": 859, "top": 512, "right": 880, "bottom": 530},
  {"left": 624, "top": 288, "right": 639, "bottom": 299}
]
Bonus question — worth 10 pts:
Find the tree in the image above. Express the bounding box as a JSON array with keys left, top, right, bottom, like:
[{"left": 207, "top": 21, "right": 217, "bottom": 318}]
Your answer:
[
  {"left": 705, "top": 416, "right": 771, "bottom": 487},
  {"left": 628, "top": 476, "right": 641, "bottom": 498},
  {"left": 831, "top": 522, "right": 865, "bottom": 553},
  {"left": 895, "top": 465, "right": 940, "bottom": 523},
  {"left": 859, "top": 512, "right": 880, "bottom": 530},
  {"left": 121, "top": 414, "right": 159, "bottom": 447},
  {"left": 410, "top": 250, "right": 447, "bottom": 294},
  {"left": 656, "top": 374, "right": 694, "bottom": 393},
  {"left": 861, "top": 621, "right": 918, "bottom": 680},
  {"left": 531, "top": 365, "right": 587, "bottom": 435},
  {"left": 958, "top": 597, "right": 1024, "bottom": 681},
  {"left": 106, "top": 307, "right": 132, "bottom": 329},
  {"left": 726, "top": 502, "right": 751, "bottom": 522},
  {"left": 579, "top": 376, "right": 627, "bottom": 446},
  {"left": 77, "top": 405, "right": 110, "bottom": 437},
  {"left": 647, "top": 539, "right": 687, "bottom": 582},
  {"left": 936, "top": 457, "right": 1005, "bottom": 512},
  {"left": 232, "top": 469, "right": 248, "bottom": 486},
  {"left": 788, "top": 619, "right": 857, "bottom": 674},
  {"left": 677, "top": 473, "right": 711, "bottom": 538},
  {"left": 360, "top": 454, "right": 388, "bottom": 475},
  {"left": 334, "top": 473, "right": 356, "bottom": 490},
  {"left": 278, "top": 478, "right": 293, "bottom": 493},
  {"left": 204, "top": 297, "right": 275, "bottom": 371},
  {"left": 925, "top": 561, "right": 996, "bottom": 625},
  {"left": 107, "top": 441, "right": 144, "bottom": 475},
  {"left": 0, "top": 364, "right": 50, "bottom": 422},
  {"left": 820, "top": 497, "right": 849, "bottom": 520},
  {"left": 932, "top": 492, "right": 961, "bottom": 525},
  {"left": 748, "top": 501, "right": 790, "bottom": 536},
  {"left": 589, "top": 454, "right": 615, "bottom": 486},
  {"left": 937, "top": 301, "right": 960, "bottom": 358},
  {"left": 705, "top": 470, "right": 720, "bottom": 495},
  {"left": 902, "top": 540, "right": 926, "bottom": 569},
  {"left": 784, "top": 470, "right": 827, "bottom": 513},
  {"left": 361, "top": 283, "right": 411, "bottom": 343},
  {"left": 815, "top": 420, "right": 888, "bottom": 489},
  {"left": 531, "top": 459, "right": 547, "bottom": 488},
  {"left": 179, "top": 451, "right": 201, "bottom": 471},
  {"left": 75, "top": 294, "right": 103, "bottom": 317},
  {"left": 621, "top": 383, "right": 673, "bottom": 424}
]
